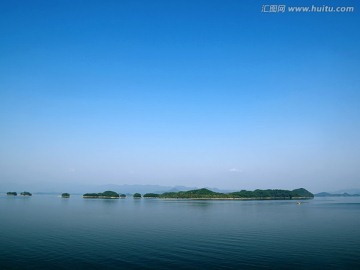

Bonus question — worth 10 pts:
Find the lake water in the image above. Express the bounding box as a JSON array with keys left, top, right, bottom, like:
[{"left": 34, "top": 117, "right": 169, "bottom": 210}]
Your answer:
[{"left": 0, "top": 195, "right": 359, "bottom": 269}]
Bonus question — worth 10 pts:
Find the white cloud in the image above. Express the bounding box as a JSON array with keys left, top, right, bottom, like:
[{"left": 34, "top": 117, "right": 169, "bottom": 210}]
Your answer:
[{"left": 229, "top": 168, "right": 241, "bottom": 173}]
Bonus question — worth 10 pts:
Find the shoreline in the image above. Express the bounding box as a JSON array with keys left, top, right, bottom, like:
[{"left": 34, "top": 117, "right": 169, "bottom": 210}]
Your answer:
[
  {"left": 83, "top": 196, "right": 120, "bottom": 199},
  {"left": 156, "top": 197, "right": 314, "bottom": 201}
]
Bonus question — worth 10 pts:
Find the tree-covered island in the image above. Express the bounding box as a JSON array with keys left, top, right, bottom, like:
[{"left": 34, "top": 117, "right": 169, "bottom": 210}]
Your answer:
[
  {"left": 61, "top": 193, "right": 70, "bottom": 198},
  {"left": 158, "top": 188, "right": 314, "bottom": 200},
  {"left": 7, "top": 192, "right": 17, "bottom": 196},
  {"left": 20, "top": 191, "right": 32, "bottom": 196},
  {"left": 143, "top": 193, "right": 160, "bottom": 198},
  {"left": 81, "top": 188, "right": 313, "bottom": 200},
  {"left": 83, "top": 191, "right": 120, "bottom": 199}
]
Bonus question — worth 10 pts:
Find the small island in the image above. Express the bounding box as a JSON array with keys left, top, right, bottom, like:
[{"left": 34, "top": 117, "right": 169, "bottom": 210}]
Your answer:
[
  {"left": 133, "top": 193, "right": 142, "bottom": 198},
  {"left": 158, "top": 188, "right": 314, "bottom": 200},
  {"left": 83, "top": 191, "right": 120, "bottom": 199},
  {"left": 143, "top": 193, "right": 160, "bottom": 198},
  {"left": 20, "top": 191, "right": 32, "bottom": 196},
  {"left": 61, "top": 193, "right": 70, "bottom": 198},
  {"left": 120, "top": 194, "right": 127, "bottom": 198},
  {"left": 7, "top": 192, "right": 17, "bottom": 196}
]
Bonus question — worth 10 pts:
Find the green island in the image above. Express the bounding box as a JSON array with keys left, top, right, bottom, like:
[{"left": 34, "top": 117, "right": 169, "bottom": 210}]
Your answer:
[
  {"left": 7, "top": 192, "right": 17, "bottom": 196},
  {"left": 83, "top": 191, "right": 120, "bottom": 199},
  {"left": 20, "top": 191, "right": 32, "bottom": 196},
  {"left": 80, "top": 188, "right": 313, "bottom": 200},
  {"left": 61, "top": 193, "right": 70, "bottom": 198},
  {"left": 143, "top": 193, "right": 160, "bottom": 198},
  {"left": 154, "top": 188, "right": 313, "bottom": 200}
]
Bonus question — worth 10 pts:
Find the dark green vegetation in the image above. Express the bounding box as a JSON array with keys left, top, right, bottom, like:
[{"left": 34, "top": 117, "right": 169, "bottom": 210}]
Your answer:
[
  {"left": 159, "top": 188, "right": 314, "bottom": 199},
  {"left": 143, "top": 193, "right": 160, "bottom": 198},
  {"left": 83, "top": 191, "right": 120, "bottom": 199},
  {"left": 3, "top": 188, "right": 313, "bottom": 200}
]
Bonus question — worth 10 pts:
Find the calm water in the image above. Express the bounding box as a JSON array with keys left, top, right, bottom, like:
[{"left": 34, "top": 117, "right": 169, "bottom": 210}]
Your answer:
[{"left": 0, "top": 195, "right": 359, "bottom": 269}]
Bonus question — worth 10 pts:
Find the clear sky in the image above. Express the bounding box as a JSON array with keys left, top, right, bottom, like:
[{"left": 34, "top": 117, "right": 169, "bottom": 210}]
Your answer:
[{"left": 0, "top": 0, "right": 359, "bottom": 192}]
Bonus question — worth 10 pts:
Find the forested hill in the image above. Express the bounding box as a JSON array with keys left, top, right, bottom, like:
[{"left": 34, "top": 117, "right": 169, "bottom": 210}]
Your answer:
[{"left": 159, "top": 188, "right": 314, "bottom": 199}]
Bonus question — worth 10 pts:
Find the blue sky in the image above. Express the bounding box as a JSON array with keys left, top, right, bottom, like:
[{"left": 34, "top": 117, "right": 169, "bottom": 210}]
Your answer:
[{"left": 0, "top": 0, "right": 359, "bottom": 192}]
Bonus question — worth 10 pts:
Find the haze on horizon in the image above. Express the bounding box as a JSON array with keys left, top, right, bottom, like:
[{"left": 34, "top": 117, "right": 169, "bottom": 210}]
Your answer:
[{"left": 0, "top": 1, "right": 359, "bottom": 194}]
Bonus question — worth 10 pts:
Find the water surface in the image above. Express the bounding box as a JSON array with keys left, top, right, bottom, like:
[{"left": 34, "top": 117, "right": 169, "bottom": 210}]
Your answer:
[{"left": 0, "top": 195, "right": 359, "bottom": 269}]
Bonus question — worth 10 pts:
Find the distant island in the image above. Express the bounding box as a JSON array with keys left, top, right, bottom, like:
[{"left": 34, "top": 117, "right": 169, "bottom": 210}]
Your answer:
[
  {"left": 2, "top": 188, "right": 314, "bottom": 200},
  {"left": 315, "top": 192, "right": 360, "bottom": 197},
  {"left": 61, "top": 193, "right": 70, "bottom": 198},
  {"left": 83, "top": 191, "right": 120, "bottom": 199},
  {"left": 143, "top": 193, "right": 160, "bottom": 198},
  {"left": 142, "top": 188, "right": 314, "bottom": 200}
]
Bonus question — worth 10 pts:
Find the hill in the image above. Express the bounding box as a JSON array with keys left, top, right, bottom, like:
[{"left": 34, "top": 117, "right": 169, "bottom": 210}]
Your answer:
[
  {"left": 159, "top": 188, "right": 314, "bottom": 199},
  {"left": 315, "top": 192, "right": 360, "bottom": 197}
]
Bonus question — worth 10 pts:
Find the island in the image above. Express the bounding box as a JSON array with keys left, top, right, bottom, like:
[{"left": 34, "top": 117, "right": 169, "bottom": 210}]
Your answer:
[
  {"left": 83, "top": 191, "right": 120, "bottom": 199},
  {"left": 157, "top": 188, "right": 314, "bottom": 200},
  {"left": 315, "top": 192, "right": 360, "bottom": 197},
  {"left": 7, "top": 192, "right": 17, "bottom": 196},
  {"left": 143, "top": 193, "right": 160, "bottom": 198},
  {"left": 61, "top": 193, "right": 70, "bottom": 198},
  {"left": 20, "top": 191, "right": 32, "bottom": 196},
  {"left": 80, "top": 188, "right": 313, "bottom": 200}
]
